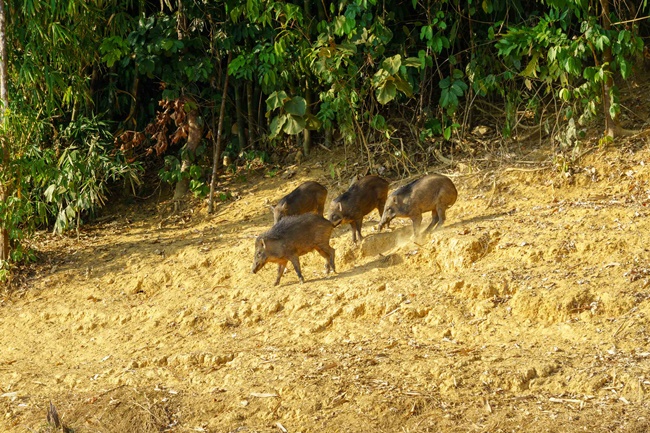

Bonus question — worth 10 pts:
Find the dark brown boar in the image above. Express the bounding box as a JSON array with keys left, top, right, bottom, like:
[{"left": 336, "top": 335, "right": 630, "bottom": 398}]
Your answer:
[
  {"left": 252, "top": 213, "right": 336, "bottom": 286},
  {"left": 327, "top": 175, "right": 389, "bottom": 242},
  {"left": 271, "top": 181, "right": 328, "bottom": 224},
  {"left": 378, "top": 174, "right": 457, "bottom": 236}
]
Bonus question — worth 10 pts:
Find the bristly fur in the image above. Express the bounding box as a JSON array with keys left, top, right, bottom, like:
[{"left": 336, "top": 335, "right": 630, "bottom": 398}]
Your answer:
[
  {"left": 263, "top": 215, "right": 333, "bottom": 240},
  {"left": 393, "top": 178, "right": 418, "bottom": 196},
  {"left": 334, "top": 184, "right": 358, "bottom": 203}
]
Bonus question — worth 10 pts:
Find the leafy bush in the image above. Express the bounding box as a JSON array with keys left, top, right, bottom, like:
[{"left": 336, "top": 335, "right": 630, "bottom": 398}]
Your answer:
[{"left": 42, "top": 116, "right": 142, "bottom": 233}]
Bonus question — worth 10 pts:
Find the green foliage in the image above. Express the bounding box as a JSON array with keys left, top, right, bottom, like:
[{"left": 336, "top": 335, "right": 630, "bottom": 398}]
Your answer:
[
  {"left": 372, "top": 55, "right": 417, "bottom": 105},
  {"left": 267, "top": 92, "right": 316, "bottom": 137},
  {"left": 0, "top": 109, "right": 54, "bottom": 263},
  {"left": 439, "top": 70, "right": 468, "bottom": 115},
  {"left": 99, "top": 36, "right": 131, "bottom": 68},
  {"left": 0, "top": 110, "right": 140, "bottom": 266},
  {"left": 43, "top": 116, "right": 142, "bottom": 233},
  {"left": 159, "top": 156, "right": 209, "bottom": 199},
  {"left": 495, "top": 7, "right": 644, "bottom": 129}
]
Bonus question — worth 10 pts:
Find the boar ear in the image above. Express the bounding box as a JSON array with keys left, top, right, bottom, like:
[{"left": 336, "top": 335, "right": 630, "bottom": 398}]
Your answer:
[
  {"left": 338, "top": 202, "right": 343, "bottom": 212},
  {"left": 261, "top": 239, "right": 266, "bottom": 249}
]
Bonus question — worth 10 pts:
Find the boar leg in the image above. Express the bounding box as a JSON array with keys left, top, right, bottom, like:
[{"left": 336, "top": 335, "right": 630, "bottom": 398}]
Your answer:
[
  {"left": 410, "top": 214, "right": 423, "bottom": 237},
  {"left": 349, "top": 221, "right": 361, "bottom": 243},
  {"left": 377, "top": 199, "right": 386, "bottom": 219},
  {"left": 437, "top": 206, "right": 447, "bottom": 226},
  {"left": 349, "top": 223, "right": 356, "bottom": 243},
  {"left": 434, "top": 206, "right": 448, "bottom": 229},
  {"left": 316, "top": 245, "right": 336, "bottom": 274},
  {"left": 425, "top": 209, "right": 441, "bottom": 232},
  {"left": 327, "top": 246, "right": 336, "bottom": 273},
  {"left": 289, "top": 256, "right": 305, "bottom": 284},
  {"left": 274, "top": 262, "right": 287, "bottom": 286}
]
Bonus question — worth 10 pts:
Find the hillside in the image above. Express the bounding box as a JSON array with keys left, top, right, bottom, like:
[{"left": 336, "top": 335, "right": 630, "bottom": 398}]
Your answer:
[{"left": 2, "top": 138, "right": 650, "bottom": 432}]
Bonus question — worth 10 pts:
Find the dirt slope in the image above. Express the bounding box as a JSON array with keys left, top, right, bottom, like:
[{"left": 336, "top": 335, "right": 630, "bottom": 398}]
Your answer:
[{"left": 2, "top": 140, "right": 650, "bottom": 433}]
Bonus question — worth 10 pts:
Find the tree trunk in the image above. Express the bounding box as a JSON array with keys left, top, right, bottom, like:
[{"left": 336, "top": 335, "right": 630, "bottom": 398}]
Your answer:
[
  {"left": 599, "top": 0, "right": 621, "bottom": 137},
  {"left": 0, "top": 0, "right": 9, "bottom": 262},
  {"left": 88, "top": 63, "right": 102, "bottom": 117},
  {"left": 234, "top": 81, "right": 246, "bottom": 153},
  {"left": 0, "top": 0, "right": 5, "bottom": 113},
  {"left": 173, "top": 106, "right": 203, "bottom": 200},
  {"left": 256, "top": 86, "right": 265, "bottom": 143},
  {"left": 124, "top": 64, "right": 139, "bottom": 129},
  {"left": 176, "top": 0, "right": 187, "bottom": 39},
  {"left": 315, "top": 0, "right": 327, "bottom": 21},
  {"left": 324, "top": 127, "right": 333, "bottom": 148},
  {"left": 303, "top": 86, "right": 312, "bottom": 155},
  {"left": 209, "top": 54, "right": 231, "bottom": 214},
  {"left": 246, "top": 80, "right": 255, "bottom": 149},
  {"left": 172, "top": 0, "right": 200, "bottom": 202},
  {"left": 304, "top": 0, "right": 312, "bottom": 31}
]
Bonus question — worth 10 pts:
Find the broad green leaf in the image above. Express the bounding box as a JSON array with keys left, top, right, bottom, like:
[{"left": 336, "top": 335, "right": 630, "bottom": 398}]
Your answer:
[
  {"left": 618, "top": 30, "right": 629, "bottom": 43},
  {"left": 376, "top": 80, "right": 397, "bottom": 104},
  {"left": 440, "top": 88, "right": 459, "bottom": 109},
  {"left": 583, "top": 67, "right": 596, "bottom": 80},
  {"left": 161, "top": 39, "right": 176, "bottom": 51},
  {"left": 431, "top": 36, "right": 443, "bottom": 54},
  {"left": 482, "top": 0, "right": 493, "bottom": 13},
  {"left": 403, "top": 57, "right": 423, "bottom": 68},
  {"left": 343, "top": 16, "right": 356, "bottom": 34},
  {"left": 266, "top": 91, "right": 288, "bottom": 111},
  {"left": 372, "top": 69, "right": 390, "bottom": 87},
  {"left": 420, "top": 25, "right": 433, "bottom": 41},
  {"left": 443, "top": 125, "right": 452, "bottom": 140},
  {"left": 283, "top": 114, "right": 306, "bottom": 135},
  {"left": 598, "top": 35, "right": 610, "bottom": 50},
  {"left": 450, "top": 80, "right": 467, "bottom": 97},
  {"left": 189, "top": 165, "right": 202, "bottom": 180},
  {"left": 521, "top": 52, "right": 540, "bottom": 78},
  {"left": 456, "top": 79, "right": 468, "bottom": 91},
  {"left": 269, "top": 115, "right": 287, "bottom": 138},
  {"left": 566, "top": 57, "right": 581, "bottom": 76},
  {"left": 334, "top": 16, "right": 347, "bottom": 36},
  {"left": 559, "top": 88, "right": 571, "bottom": 102},
  {"left": 284, "top": 96, "right": 307, "bottom": 116},
  {"left": 619, "top": 58, "right": 630, "bottom": 79},
  {"left": 371, "top": 114, "right": 387, "bottom": 129},
  {"left": 588, "top": 100, "right": 597, "bottom": 114},
  {"left": 305, "top": 114, "right": 322, "bottom": 130},
  {"left": 274, "top": 39, "right": 286, "bottom": 57},
  {"left": 634, "top": 36, "right": 644, "bottom": 52},
  {"left": 393, "top": 77, "right": 414, "bottom": 97},
  {"left": 382, "top": 55, "right": 401, "bottom": 75},
  {"left": 419, "top": 50, "right": 433, "bottom": 67}
]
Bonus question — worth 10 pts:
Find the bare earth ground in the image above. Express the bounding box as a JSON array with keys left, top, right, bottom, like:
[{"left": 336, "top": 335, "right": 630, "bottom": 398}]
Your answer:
[{"left": 2, "top": 136, "right": 650, "bottom": 432}]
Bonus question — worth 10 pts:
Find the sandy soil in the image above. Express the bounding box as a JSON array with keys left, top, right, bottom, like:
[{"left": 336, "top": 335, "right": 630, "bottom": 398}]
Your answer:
[{"left": 2, "top": 137, "right": 650, "bottom": 433}]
